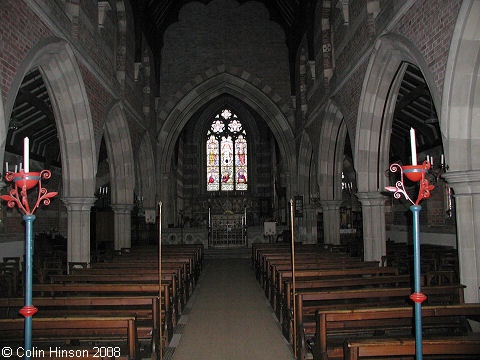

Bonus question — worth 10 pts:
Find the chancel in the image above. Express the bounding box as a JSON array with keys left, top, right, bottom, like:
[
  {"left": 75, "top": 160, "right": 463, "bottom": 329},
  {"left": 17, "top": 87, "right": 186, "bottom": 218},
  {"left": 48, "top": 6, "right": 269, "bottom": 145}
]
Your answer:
[{"left": 1, "top": 1, "right": 480, "bottom": 360}]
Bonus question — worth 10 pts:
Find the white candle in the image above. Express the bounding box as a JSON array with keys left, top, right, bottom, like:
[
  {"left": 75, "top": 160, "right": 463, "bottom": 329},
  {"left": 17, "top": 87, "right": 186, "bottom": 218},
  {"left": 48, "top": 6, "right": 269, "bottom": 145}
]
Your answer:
[
  {"left": 24, "top": 137, "right": 29, "bottom": 173},
  {"left": 431, "top": 157, "right": 434, "bottom": 166},
  {"left": 19, "top": 163, "right": 22, "bottom": 171},
  {"left": 14, "top": 165, "right": 18, "bottom": 173},
  {"left": 5, "top": 162, "right": 8, "bottom": 172},
  {"left": 441, "top": 154, "right": 444, "bottom": 166},
  {"left": 410, "top": 128, "right": 417, "bottom": 165},
  {"left": 426, "top": 155, "right": 430, "bottom": 163}
]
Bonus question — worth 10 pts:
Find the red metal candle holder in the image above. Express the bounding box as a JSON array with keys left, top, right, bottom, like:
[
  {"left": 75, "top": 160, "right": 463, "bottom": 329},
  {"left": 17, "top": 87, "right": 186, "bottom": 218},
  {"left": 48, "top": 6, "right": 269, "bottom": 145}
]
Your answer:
[
  {"left": 385, "top": 161, "right": 434, "bottom": 206},
  {"left": 1, "top": 169, "right": 57, "bottom": 359},
  {"left": 2, "top": 170, "right": 57, "bottom": 215}
]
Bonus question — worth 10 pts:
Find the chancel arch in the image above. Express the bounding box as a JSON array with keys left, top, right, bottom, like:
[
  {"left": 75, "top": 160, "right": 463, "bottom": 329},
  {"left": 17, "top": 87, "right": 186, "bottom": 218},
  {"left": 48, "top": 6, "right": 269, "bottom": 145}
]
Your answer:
[
  {"left": 104, "top": 101, "right": 135, "bottom": 251},
  {"left": 2, "top": 37, "right": 96, "bottom": 265},
  {"left": 157, "top": 71, "right": 296, "bottom": 227}
]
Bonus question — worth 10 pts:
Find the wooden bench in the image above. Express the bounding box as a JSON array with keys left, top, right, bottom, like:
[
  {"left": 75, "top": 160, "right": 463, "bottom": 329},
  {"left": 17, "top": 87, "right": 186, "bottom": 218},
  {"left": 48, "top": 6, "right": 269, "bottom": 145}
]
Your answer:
[
  {"left": 269, "top": 262, "right": 386, "bottom": 308},
  {"left": 292, "top": 285, "right": 466, "bottom": 359},
  {"left": 277, "top": 267, "right": 399, "bottom": 322},
  {"left": 48, "top": 272, "right": 182, "bottom": 322},
  {"left": 279, "top": 273, "right": 412, "bottom": 325},
  {"left": 309, "top": 304, "right": 480, "bottom": 360},
  {"left": 344, "top": 336, "right": 480, "bottom": 359},
  {"left": 0, "top": 295, "right": 163, "bottom": 350},
  {"left": 31, "top": 283, "right": 172, "bottom": 350},
  {"left": 0, "top": 316, "right": 138, "bottom": 360}
]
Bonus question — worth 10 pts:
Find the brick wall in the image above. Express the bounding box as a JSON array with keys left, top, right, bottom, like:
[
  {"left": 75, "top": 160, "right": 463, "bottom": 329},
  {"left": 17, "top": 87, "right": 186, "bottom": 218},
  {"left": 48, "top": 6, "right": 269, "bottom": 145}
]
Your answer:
[
  {"left": 159, "top": 0, "right": 290, "bottom": 116},
  {"left": 392, "top": 0, "right": 462, "bottom": 92},
  {"left": 0, "top": 0, "right": 53, "bottom": 100},
  {"left": 1, "top": 0, "right": 150, "bottom": 242}
]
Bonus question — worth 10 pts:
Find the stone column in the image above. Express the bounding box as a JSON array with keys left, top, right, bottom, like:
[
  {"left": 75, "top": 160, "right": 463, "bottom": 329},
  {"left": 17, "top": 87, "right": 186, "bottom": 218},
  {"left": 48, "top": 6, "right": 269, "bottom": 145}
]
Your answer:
[
  {"left": 443, "top": 170, "right": 480, "bottom": 303},
  {"left": 320, "top": 200, "right": 342, "bottom": 245},
  {"left": 356, "top": 191, "right": 387, "bottom": 262},
  {"left": 302, "top": 204, "right": 319, "bottom": 244},
  {"left": 111, "top": 203, "right": 134, "bottom": 252},
  {"left": 62, "top": 197, "right": 96, "bottom": 265}
]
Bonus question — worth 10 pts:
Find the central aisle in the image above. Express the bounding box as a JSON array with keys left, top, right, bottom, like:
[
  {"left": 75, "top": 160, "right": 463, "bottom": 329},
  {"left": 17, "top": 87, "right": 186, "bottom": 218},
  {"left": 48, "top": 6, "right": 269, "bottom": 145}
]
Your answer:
[{"left": 171, "top": 258, "right": 294, "bottom": 360}]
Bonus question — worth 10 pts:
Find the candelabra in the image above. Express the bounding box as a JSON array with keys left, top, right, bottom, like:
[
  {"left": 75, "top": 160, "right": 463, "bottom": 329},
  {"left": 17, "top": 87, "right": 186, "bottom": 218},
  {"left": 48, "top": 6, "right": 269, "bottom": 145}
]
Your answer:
[
  {"left": 385, "top": 160, "right": 434, "bottom": 360},
  {"left": 1, "top": 169, "right": 57, "bottom": 360}
]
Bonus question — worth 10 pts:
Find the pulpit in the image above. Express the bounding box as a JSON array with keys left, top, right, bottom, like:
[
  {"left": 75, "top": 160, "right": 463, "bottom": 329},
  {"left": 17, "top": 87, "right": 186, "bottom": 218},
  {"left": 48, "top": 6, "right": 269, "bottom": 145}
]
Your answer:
[{"left": 209, "top": 213, "right": 247, "bottom": 248}]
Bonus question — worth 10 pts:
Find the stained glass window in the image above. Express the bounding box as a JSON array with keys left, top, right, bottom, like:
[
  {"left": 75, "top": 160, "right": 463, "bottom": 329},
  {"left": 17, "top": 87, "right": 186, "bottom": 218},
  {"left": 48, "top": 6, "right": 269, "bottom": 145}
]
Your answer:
[{"left": 206, "top": 109, "right": 248, "bottom": 192}]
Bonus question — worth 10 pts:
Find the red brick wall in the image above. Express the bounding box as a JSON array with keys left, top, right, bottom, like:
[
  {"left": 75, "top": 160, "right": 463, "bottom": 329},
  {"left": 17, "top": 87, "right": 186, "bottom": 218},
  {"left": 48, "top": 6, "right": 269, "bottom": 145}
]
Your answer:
[
  {"left": 0, "top": 0, "right": 53, "bottom": 101},
  {"left": 393, "top": 0, "right": 462, "bottom": 92}
]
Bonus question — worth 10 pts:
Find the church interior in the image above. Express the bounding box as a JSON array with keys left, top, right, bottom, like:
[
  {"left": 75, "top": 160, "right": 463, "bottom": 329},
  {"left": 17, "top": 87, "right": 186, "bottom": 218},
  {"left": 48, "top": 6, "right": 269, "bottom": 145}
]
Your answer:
[{"left": 1, "top": 0, "right": 480, "bottom": 359}]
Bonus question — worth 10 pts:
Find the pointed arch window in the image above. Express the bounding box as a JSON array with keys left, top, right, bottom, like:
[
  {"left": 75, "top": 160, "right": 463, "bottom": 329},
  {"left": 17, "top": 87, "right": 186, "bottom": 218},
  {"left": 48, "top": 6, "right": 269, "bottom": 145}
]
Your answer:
[{"left": 206, "top": 109, "right": 248, "bottom": 191}]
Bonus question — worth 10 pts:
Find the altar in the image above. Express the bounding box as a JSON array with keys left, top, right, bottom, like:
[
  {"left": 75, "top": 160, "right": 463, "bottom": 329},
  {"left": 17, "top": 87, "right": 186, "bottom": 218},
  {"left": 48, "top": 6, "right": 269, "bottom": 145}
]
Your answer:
[{"left": 209, "top": 213, "right": 247, "bottom": 248}]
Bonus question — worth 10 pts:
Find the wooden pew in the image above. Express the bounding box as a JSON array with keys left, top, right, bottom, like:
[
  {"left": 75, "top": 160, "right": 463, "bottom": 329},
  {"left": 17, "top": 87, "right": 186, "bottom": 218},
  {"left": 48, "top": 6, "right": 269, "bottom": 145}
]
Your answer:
[
  {"left": 292, "top": 284, "right": 466, "bottom": 359},
  {"left": 0, "top": 296, "right": 162, "bottom": 350},
  {"left": 269, "top": 261, "right": 383, "bottom": 306},
  {"left": 309, "top": 304, "right": 480, "bottom": 360},
  {"left": 278, "top": 267, "right": 399, "bottom": 323},
  {"left": 48, "top": 272, "right": 182, "bottom": 322},
  {"left": 0, "top": 316, "right": 138, "bottom": 360},
  {"left": 344, "top": 336, "right": 480, "bottom": 360},
  {"left": 279, "top": 273, "right": 412, "bottom": 325},
  {"left": 32, "top": 283, "right": 172, "bottom": 349}
]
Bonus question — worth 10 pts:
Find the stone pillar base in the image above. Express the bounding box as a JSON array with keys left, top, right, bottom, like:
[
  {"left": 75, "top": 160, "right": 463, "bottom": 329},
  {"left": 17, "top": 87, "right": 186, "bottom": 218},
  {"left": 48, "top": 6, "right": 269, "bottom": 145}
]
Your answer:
[
  {"left": 62, "top": 197, "right": 96, "bottom": 265},
  {"left": 356, "top": 191, "right": 387, "bottom": 262}
]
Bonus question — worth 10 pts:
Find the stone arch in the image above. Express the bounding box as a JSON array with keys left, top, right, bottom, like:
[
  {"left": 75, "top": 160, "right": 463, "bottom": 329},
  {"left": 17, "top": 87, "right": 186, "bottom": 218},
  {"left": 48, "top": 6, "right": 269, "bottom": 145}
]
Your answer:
[
  {"left": 104, "top": 101, "right": 135, "bottom": 251},
  {"left": 298, "top": 131, "right": 313, "bottom": 201},
  {"left": 104, "top": 101, "right": 135, "bottom": 205},
  {"left": 2, "top": 37, "right": 96, "bottom": 264},
  {"left": 441, "top": 0, "right": 480, "bottom": 172},
  {"left": 137, "top": 133, "right": 156, "bottom": 212},
  {"left": 318, "top": 100, "right": 345, "bottom": 200},
  {"left": 354, "top": 33, "right": 439, "bottom": 193},
  {"left": 441, "top": 0, "right": 480, "bottom": 303},
  {"left": 3, "top": 37, "right": 96, "bottom": 198},
  {"left": 158, "top": 71, "right": 295, "bottom": 191}
]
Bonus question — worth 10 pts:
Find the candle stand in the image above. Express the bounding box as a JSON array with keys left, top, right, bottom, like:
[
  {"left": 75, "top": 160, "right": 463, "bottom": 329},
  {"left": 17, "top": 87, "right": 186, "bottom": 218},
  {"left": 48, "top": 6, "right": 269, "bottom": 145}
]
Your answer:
[
  {"left": 385, "top": 161, "right": 434, "bottom": 360},
  {"left": 1, "top": 169, "right": 57, "bottom": 359}
]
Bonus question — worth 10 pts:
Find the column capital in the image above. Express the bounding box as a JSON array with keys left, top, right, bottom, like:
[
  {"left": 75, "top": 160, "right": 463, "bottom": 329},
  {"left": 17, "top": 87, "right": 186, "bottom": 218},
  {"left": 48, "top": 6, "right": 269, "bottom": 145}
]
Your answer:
[
  {"left": 443, "top": 170, "right": 480, "bottom": 195},
  {"left": 320, "top": 200, "right": 343, "bottom": 210},
  {"left": 356, "top": 191, "right": 387, "bottom": 206},
  {"left": 111, "top": 203, "right": 134, "bottom": 214},
  {"left": 62, "top": 197, "right": 96, "bottom": 211}
]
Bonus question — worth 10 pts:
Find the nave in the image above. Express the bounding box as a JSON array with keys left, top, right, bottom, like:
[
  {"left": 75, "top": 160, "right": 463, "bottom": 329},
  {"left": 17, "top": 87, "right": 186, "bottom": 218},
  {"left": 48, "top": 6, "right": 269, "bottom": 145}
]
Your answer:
[{"left": 169, "top": 258, "right": 294, "bottom": 360}]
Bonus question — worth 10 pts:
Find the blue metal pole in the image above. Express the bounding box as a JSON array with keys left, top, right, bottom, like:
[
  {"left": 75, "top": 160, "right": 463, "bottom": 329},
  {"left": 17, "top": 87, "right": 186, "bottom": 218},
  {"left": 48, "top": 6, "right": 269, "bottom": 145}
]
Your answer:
[
  {"left": 23, "top": 214, "right": 36, "bottom": 360},
  {"left": 410, "top": 205, "right": 423, "bottom": 360}
]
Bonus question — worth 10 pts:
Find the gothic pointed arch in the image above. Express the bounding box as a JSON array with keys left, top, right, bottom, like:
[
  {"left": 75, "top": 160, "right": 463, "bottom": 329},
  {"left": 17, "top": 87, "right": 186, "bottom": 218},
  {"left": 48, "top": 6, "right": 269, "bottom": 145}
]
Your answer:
[
  {"left": 137, "top": 133, "right": 156, "bottom": 210},
  {"left": 354, "top": 33, "right": 439, "bottom": 193},
  {"left": 441, "top": 0, "right": 480, "bottom": 172},
  {"left": 441, "top": 0, "right": 480, "bottom": 303},
  {"left": 157, "top": 71, "right": 296, "bottom": 192},
  {"left": 3, "top": 37, "right": 96, "bottom": 198},
  {"left": 318, "top": 101, "right": 346, "bottom": 201},
  {"left": 104, "top": 101, "right": 135, "bottom": 205}
]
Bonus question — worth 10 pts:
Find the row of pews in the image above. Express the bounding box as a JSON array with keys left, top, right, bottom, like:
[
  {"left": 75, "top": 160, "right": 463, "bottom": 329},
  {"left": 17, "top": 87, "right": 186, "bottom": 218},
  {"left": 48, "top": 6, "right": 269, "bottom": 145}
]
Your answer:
[
  {"left": 252, "top": 243, "right": 480, "bottom": 360},
  {"left": 0, "top": 244, "right": 203, "bottom": 359}
]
